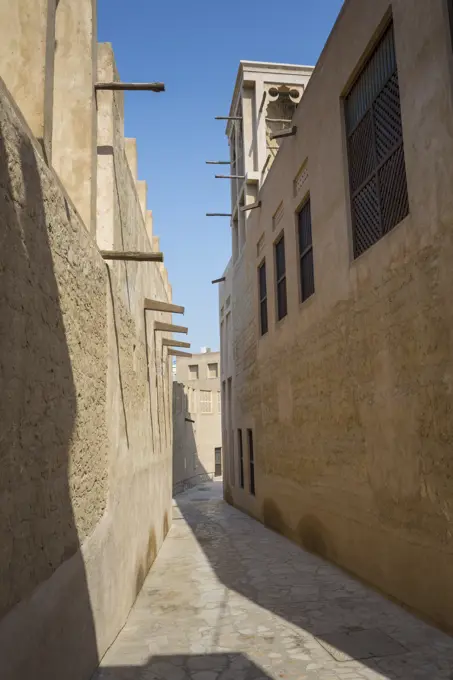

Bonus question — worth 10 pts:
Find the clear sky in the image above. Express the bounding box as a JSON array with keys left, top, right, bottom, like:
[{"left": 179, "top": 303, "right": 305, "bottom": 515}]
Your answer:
[{"left": 97, "top": 0, "right": 344, "bottom": 353}]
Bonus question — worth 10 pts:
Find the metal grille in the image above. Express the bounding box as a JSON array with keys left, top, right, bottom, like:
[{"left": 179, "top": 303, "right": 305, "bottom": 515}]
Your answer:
[
  {"left": 346, "top": 23, "right": 409, "bottom": 258},
  {"left": 298, "top": 199, "right": 315, "bottom": 302}
]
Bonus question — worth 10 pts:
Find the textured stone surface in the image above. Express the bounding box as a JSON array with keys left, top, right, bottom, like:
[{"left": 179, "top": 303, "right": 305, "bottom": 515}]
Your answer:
[
  {"left": 0, "top": 44, "right": 173, "bottom": 680},
  {"left": 95, "top": 481, "right": 453, "bottom": 679},
  {"left": 219, "top": 0, "right": 453, "bottom": 632}
]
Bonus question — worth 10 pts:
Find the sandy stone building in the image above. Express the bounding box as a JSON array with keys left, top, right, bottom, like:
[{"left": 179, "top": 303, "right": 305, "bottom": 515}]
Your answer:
[
  {"left": 173, "top": 351, "right": 222, "bottom": 494},
  {"left": 0, "top": 2, "right": 181, "bottom": 679},
  {"left": 219, "top": 0, "right": 453, "bottom": 633}
]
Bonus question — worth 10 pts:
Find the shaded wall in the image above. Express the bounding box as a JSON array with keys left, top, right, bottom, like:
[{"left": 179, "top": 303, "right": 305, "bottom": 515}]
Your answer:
[
  {"left": 221, "top": 0, "right": 453, "bottom": 633},
  {"left": 0, "top": 37, "right": 172, "bottom": 680}
]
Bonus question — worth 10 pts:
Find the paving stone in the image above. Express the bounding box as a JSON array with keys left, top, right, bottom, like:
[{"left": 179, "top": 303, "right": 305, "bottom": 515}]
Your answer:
[{"left": 94, "top": 480, "right": 453, "bottom": 680}]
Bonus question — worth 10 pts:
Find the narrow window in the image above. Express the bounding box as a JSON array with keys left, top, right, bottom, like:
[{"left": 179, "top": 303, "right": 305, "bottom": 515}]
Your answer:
[
  {"left": 275, "top": 234, "right": 287, "bottom": 320},
  {"left": 217, "top": 391, "right": 221, "bottom": 413},
  {"left": 258, "top": 260, "right": 268, "bottom": 336},
  {"left": 208, "top": 362, "right": 219, "bottom": 379},
  {"left": 298, "top": 198, "right": 315, "bottom": 301},
  {"left": 247, "top": 429, "right": 255, "bottom": 496},
  {"left": 188, "top": 364, "right": 199, "bottom": 380},
  {"left": 346, "top": 22, "right": 409, "bottom": 258},
  {"left": 200, "top": 390, "right": 212, "bottom": 414},
  {"left": 238, "top": 429, "right": 244, "bottom": 489}
]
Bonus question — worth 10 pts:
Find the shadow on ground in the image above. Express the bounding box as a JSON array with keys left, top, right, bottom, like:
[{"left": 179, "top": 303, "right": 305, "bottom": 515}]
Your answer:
[
  {"left": 174, "top": 480, "right": 453, "bottom": 680},
  {"left": 97, "top": 653, "right": 272, "bottom": 680}
]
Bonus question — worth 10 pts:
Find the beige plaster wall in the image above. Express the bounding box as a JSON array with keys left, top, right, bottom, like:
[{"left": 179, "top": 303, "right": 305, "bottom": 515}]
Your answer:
[
  {"left": 0, "top": 38, "right": 172, "bottom": 680},
  {"left": 52, "top": 0, "right": 97, "bottom": 233},
  {"left": 222, "top": 0, "right": 453, "bottom": 633}
]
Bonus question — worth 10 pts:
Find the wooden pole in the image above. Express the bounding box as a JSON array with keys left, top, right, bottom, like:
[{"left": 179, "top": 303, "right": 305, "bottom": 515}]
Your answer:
[
  {"left": 154, "top": 322, "right": 188, "bottom": 334},
  {"left": 205, "top": 161, "right": 230, "bottom": 165},
  {"left": 215, "top": 175, "right": 245, "bottom": 180},
  {"left": 215, "top": 116, "right": 242, "bottom": 121},
  {"left": 162, "top": 339, "right": 191, "bottom": 349},
  {"left": 212, "top": 277, "right": 226, "bottom": 284},
  {"left": 101, "top": 250, "right": 164, "bottom": 262},
  {"left": 95, "top": 82, "right": 165, "bottom": 92},
  {"left": 144, "top": 299, "right": 185, "bottom": 314},
  {"left": 206, "top": 213, "right": 232, "bottom": 217},
  {"left": 168, "top": 349, "right": 192, "bottom": 358}
]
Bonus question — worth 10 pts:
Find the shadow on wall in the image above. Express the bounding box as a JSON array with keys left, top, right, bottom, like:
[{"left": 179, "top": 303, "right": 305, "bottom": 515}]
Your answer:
[
  {"left": 95, "top": 653, "right": 273, "bottom": 680},
  {"left": 176, "top": 482, "right": 452, "bottom": 680},
  {"left": 172, "top": 382, "right": 213, "bottom": 496},
  {"left": 0, "top": 114, "right": 97, "bottom": 677}
]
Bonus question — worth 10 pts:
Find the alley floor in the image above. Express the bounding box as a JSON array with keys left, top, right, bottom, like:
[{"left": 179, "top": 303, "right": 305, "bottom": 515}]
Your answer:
[{"left": 95, "top": 481, "right": 453, "bottom": 680}]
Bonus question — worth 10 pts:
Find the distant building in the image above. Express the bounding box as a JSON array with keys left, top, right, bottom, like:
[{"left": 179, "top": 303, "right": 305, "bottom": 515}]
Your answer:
[{"left": 172, "top": 350, "right": 222, "bottom": 494}]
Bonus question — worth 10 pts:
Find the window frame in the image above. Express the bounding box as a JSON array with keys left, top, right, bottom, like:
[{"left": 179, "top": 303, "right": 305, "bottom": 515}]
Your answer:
[
  {"left": 274, "top": 232, "right": 287, "bottom": 321},
  {"left": 188, "top": 364, "right": 199, "bottom": 380},
  {"left": 247, "top": 429, "right": 255, "bottom": 496},
  {"left": 258, "top": 258, "right": 268, "bottom": 336},
  {"left": 207, "top": 362, "right": 219, "bottom": 379},
  {"left": 200, "top": 390, "right": 213, "bottom": 414},
  {"left": 297, "top": 196, "right": 315, "bottom": 303},
  {"left": 344, "top": 20, "right": 409, "bottom": 258},
  {"left": 238, "top": 429, "right": 244, "bottom": 489}
]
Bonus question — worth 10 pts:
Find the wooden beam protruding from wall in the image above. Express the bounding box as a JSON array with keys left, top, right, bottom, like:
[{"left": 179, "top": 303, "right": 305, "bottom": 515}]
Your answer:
[
  {"left": 154, "top": 322, "right": 188, "bottom": 334},
  {"left": 95, "top": 82, "right": 165, "bottom": 92},
  {"left": 144, "top": 299, "right": 185, "bottom": 314},
  {"left": 101, "top": 250, "right": 164, "bottom": 262},
  {"left": 162, "top": 339, "right": 191, "bottom": 349},
  {"left": 168, "top": 349, "right": 192, "bottom": 358}
]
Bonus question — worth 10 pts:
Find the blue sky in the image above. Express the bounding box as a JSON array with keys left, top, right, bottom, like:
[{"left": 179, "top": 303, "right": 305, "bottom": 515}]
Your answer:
[{"left": 97, "top": 0, "right": 344, "bottom": 353}]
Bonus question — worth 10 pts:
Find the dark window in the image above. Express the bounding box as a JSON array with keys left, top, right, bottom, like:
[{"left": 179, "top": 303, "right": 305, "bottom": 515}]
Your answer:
[
  {"left": 298, "top": 199, "right": 315, "bottom": 301},
  {"left": 258, "top": 260, "right": 268, "bottom": 335},
  {"left": 247, "top": 429, "right": 255, "bottom": 496},
  {"left": 345, "top": 22, "right": 409, "bottom": 258},
  {"left": 274, "top": 234, "right": 287, "bottom": 320},
  {"left": 238, "top": 430, "right": 244, "bottom": 488}
]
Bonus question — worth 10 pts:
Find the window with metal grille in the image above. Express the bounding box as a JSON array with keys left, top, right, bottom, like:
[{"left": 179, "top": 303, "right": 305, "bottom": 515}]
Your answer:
[
  {"left": 345, "top": 22, "right": 409, "bottom": 258},
  {"left": 247, "top": 429, "right": 255, "bottom": 496},
  {"left": 298, "top": 198, "right": 315, "bottom": 301},
  {"left": 258, "top": 260, "right": 268, "bottom": 336},
  {"left": 200, "top": 390, "right": 212, "bottom": 414},
  {"left": 274, "top": 234, "right": 287, "bottom": 320},
  {"left": 238, "top": 429, "right": 244, "bottom": 488}
]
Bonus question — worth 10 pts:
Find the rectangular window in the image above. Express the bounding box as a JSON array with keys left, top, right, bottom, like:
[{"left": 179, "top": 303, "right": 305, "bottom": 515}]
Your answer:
[
  {"left": 346, "top": 22, "right": 409, "bottom": 258},
  {"left": 208, "top": 362, "right": 219, "bottom": 379},
  {"left": 238, "top": 429, "right": 244, "bottom": 489},
  {"left": 274, "top": 234, "right": 287, "bottom": 321},
  {"left": 258, "top": 260, "right": 268, "bottom": 336},
  {"left": 298, "top": 198, "right": 315, "bottom": 302},
  {"left": 188, "top": 364, "right": 199, "bottom": 380},
  {"left": 217, "top": 391, "right": 221, "bottom": 413},
  {"left": 200, "top": 390, "right": 212, "bottom": 414},
  {"left": 247, "top": 429, "right": 255, "bottom": 496}
]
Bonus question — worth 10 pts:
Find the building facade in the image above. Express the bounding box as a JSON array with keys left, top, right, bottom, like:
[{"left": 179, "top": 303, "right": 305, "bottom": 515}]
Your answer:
[
  {"left": 173, "top": 351, "right": 222, "bottom": 493},
  {"left": 0, "top": 4, "right": 176, "bottom": 679},
  {"left": 219, "top": 0, "right": 453, "bottom": 633}
]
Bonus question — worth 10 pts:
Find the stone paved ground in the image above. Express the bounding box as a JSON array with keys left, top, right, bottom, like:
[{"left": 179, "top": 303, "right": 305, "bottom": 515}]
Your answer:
[{"left": 95, "top": 480, "right": 453, "bottom": 680}]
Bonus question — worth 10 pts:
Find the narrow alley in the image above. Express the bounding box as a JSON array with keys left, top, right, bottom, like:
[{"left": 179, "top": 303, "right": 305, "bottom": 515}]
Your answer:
[{"left": 95, "top": 481, "right": 453, "bottom": 680}]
